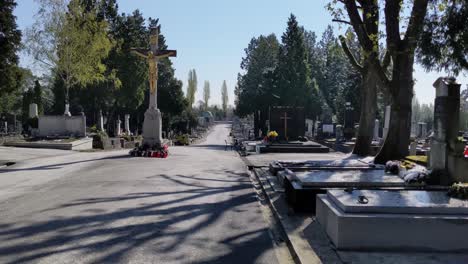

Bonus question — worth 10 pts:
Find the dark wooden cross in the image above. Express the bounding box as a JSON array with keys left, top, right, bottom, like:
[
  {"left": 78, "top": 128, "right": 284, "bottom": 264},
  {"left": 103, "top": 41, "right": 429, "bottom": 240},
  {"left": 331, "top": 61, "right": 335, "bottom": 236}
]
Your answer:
[{"left": 280, "top": 112, "right": 292, "bottom": 140}]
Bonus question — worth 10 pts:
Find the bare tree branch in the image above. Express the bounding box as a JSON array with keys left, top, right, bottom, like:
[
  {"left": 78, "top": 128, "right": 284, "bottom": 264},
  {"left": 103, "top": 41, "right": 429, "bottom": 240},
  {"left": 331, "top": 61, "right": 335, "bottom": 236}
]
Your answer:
[{"left": 332, "top": 19, "right": 352, "bottom": 25}]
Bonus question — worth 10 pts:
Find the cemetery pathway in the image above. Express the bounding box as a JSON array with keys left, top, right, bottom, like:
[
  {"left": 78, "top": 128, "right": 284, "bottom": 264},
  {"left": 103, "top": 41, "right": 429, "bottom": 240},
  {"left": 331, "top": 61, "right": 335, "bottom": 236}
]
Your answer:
[{"left": 0, "top": 123, "right": 285, "bottom": 264}]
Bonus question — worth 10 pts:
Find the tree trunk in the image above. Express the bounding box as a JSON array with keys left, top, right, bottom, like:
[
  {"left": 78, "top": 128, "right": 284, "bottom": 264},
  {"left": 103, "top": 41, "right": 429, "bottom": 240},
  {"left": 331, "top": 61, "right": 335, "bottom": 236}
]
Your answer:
[
  {"left": 375, "top": 56, "right": 413, "bottom": 163},
  {"left": 353, "top": 69, "right": 377, "bottom": 156}
]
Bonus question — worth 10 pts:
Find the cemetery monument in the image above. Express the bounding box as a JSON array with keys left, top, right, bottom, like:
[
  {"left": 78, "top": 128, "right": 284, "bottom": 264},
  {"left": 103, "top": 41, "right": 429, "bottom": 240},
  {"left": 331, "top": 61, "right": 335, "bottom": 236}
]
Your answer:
[{"left": 130, "top": 24, "right": 176, "bottom": 157}]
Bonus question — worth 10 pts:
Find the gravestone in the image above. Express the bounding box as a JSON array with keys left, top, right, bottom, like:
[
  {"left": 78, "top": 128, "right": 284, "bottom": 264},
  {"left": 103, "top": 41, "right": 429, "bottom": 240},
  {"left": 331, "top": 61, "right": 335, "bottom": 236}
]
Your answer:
[
  {"left": 336, "top": 125, "right": 343, "bottom": 140},
  {"left": 430, "top": 77, "right": 461, "bottom": 182},
  {"left": 116, "top": 118, "right": 122, "bottom": 136},
  {"left": 373, "top": 119, "right": 380, "bottom": 141},
  {"left": 269, "top": 106, "right": 305, "bottom": 140},
  {"left": 305, "top": 119, "right": 314, "bottom": 137},
  {"left": 29, "top": 103, "right": 38, "bottom": 118},
  {"left": 343, "top": 102, "right": 354, "bottom": 140},
  {"left": 124, "top": 114, "right": 130, "bottom": 134},
  {"left": 383, "top": 105, "right": 391, "bottom": 139},
  {"left": 417, "top": 122, "right": 427, "bottom": 138},
  {"left": 409, "top": 141, "right": 417, "bottom": 155},
  {"left": 98, "top": 110, "right": 104, "bottom": 131}
]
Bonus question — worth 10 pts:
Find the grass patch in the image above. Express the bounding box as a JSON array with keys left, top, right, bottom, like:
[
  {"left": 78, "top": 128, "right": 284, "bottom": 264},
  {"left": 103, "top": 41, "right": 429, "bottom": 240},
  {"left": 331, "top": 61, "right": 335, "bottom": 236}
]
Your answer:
[{"left": 405, "top": 155, "right": 428, "bottom": 165}]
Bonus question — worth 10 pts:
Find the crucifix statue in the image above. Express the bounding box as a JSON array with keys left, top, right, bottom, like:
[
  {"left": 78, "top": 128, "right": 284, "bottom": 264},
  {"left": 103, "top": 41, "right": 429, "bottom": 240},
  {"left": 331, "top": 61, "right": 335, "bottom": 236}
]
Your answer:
[
  {"left": 280, "top": 112, "right": 291, "bottom": 141},
  {"left": 131, "top": 23, "right": 177, "bottom": 148}
]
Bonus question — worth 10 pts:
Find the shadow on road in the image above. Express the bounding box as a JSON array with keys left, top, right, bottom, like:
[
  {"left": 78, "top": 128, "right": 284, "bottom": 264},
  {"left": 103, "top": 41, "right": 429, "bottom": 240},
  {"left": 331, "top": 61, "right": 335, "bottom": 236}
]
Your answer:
[
  {"left": 0, "top": 169, "right": 274, "bottom": 263},
  {"left": 0, "top": 154, "right": 132, "bottom": 174}
]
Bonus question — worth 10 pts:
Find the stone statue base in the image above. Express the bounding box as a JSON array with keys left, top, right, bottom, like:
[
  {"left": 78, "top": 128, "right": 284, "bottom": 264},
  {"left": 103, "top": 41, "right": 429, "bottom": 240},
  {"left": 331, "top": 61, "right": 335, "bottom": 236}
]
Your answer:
[
  {"left": 129, "top": 107, "right": 169, "bottom": 158},
  {"left": 142, "top": 107, "right": 163, "bottom": 148}
]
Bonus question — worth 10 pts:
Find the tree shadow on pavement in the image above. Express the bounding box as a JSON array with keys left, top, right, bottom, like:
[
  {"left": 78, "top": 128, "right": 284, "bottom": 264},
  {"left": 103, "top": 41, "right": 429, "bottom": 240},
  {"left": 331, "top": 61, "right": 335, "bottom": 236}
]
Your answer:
[
  {"left": 0, "top": 154, "right": 132, "bottom": 174},
  {"left": 0, "top": 169, "right": 277, "bottom": 264}
]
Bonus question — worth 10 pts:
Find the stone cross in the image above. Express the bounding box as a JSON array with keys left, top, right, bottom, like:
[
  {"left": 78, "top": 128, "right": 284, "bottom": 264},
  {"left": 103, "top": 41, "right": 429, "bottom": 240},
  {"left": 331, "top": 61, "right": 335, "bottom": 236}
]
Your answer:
[
  {"left": 280, "top": 112, "right": 292, "bottom": 140},
  {"left": 131, "top": 23, "right": 177, "bottom": 148}
]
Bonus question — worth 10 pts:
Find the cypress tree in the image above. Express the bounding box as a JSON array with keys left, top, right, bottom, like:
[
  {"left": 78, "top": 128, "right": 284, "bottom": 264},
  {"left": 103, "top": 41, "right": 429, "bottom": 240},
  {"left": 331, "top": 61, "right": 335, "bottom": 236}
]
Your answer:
[
  {"left": 276, "top": 14, "right": 311, "bottom": 107},
  {"left": 0, "top": 0, "right": 22, "bottom": 113}
]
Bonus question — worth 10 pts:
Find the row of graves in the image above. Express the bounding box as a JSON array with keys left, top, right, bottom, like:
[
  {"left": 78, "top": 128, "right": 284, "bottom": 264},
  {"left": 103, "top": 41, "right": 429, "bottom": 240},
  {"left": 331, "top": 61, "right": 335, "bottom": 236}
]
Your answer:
[
  {"left": 314, "top": 105, "right": 391, "bottom": 155},
  {"left": 256, "top": 77, "right": 468, "bottom": 253},
  {"left": 2, "top": 103, "right": 142, "bottom": 151}
]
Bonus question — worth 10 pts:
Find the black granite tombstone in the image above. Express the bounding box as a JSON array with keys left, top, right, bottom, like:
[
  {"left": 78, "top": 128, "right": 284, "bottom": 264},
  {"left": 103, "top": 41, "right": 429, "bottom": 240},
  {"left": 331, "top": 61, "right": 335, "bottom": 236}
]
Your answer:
[{"left": 269, "top": 106, "right": 305, "bottom": 140}]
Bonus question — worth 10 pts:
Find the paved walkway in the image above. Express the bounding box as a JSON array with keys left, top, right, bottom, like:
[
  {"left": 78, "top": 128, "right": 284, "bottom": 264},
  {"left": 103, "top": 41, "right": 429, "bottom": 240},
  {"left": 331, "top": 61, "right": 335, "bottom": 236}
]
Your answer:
[{"left": 0, "top": 123, "right": 282, "bottom": 263}]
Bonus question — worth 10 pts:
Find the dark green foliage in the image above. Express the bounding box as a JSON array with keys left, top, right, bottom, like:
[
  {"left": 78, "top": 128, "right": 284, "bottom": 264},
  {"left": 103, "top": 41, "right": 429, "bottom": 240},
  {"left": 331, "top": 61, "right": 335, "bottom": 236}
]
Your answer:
[
  {"left": 235, "top": 34, "right": 280, "bottom": 117},
  {"left": 0, "top": 0, "right": 23, "bottom": 113},
  {"left": 417, "top": 1, "right": 467, "bottom": 75},
  {"left": 276, "top": 14, "right": 311, "bottom": 107}
]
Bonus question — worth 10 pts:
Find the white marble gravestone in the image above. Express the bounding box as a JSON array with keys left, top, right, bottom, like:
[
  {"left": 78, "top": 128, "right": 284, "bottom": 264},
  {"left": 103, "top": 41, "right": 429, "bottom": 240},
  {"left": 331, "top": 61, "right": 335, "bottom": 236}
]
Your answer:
[
  {"left": 373, "top": 119, "right": 380, "bottom": 141},
  {"left": 98, "top": 111, "right": 104, "bottom": 131},
  {"left": 383, "top": 105, "right": 391, "bottom": 139},
  {"left": 116, "top": 119, "right": 122, "bottom": 136},
  {"left": 124, "top": 114, "right": 130, "bottom": 134},
  {"left": 29, "top": 103, "right": 38, "bottom": 118},
  {"left": 316, "top": 190, "right": 468, "bottom": 252}
]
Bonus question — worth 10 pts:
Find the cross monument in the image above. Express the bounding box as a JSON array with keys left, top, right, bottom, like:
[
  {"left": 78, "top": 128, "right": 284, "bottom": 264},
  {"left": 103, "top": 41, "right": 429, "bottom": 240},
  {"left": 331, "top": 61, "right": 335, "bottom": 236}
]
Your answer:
[
  {"left": 131, "top": 24, "right": 177, "bottom": 148},
  {"left": 280, "top": 112, "right": 291, "bottom": 141}
]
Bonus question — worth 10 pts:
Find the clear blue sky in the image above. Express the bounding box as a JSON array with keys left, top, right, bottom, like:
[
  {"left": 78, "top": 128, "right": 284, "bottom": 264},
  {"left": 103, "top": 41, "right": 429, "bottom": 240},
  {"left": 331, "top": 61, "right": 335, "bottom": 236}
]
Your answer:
[{"left": 14, "top": 0, "right": 467, "bottom": 106}]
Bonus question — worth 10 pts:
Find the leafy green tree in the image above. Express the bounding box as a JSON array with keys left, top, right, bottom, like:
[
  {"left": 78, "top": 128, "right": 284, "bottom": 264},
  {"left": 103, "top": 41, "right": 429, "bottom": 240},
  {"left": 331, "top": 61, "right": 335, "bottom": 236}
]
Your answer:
[
  {"left": 330, "top": 0, "right": 429, "bottom": 162},
  {"left": 417, "top": 1, "right": 467, "bottom": 75},
  {"left": 275, "top": 14, "right": 312, "bottom": 107},
  {"left": 26, "top": 0, "right": 114, "bottom": 115},
  {"left": 203, "top": 81, "right": 210, "bottom": 109},
  {"left": 234, "top": 34, "right": 279, "bottom": 121},
  {"left": 0, "top": 0, "right": 23, "bottom": 114},
  {"left": 186, "top": 69, "right": 198, "bottom": 107},
  {"left": 221, "top": 80, "right": 228, "bottom": 116}
]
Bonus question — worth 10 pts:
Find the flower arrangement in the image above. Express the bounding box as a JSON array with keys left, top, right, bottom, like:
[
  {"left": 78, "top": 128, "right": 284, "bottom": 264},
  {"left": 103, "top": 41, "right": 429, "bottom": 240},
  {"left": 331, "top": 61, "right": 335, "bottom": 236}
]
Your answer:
[{"left": 267, "top": 131, "right": 278, "bottom": 138}]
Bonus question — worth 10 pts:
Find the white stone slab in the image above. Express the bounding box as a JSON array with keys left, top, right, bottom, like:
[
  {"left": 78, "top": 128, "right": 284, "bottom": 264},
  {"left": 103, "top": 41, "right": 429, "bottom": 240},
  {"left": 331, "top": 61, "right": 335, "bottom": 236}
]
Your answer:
[
  {"left": 316, "top": 193, "right": 468, "bottom": 252},
  {"left": 295, "top": 170, "right": 403, "bottom": 187},
  {"left": 328, "top": 190, "right": 468, "bottom": 215},
  {"left": 274, "top": 158, "right": 378, "bottom": 168}
]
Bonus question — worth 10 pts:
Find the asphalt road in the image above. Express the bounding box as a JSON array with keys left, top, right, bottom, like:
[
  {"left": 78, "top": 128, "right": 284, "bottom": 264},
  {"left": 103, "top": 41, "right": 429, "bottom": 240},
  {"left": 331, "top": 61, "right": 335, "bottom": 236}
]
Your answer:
[{"left": 0, "top": 123, "right": 282, "bottom": 264}]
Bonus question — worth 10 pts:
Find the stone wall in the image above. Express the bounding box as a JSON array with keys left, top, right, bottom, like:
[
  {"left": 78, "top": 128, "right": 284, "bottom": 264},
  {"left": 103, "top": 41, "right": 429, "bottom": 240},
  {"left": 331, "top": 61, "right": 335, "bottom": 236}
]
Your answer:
[{"left": 38, "top": 115, "right": 86, "bottom": 137}]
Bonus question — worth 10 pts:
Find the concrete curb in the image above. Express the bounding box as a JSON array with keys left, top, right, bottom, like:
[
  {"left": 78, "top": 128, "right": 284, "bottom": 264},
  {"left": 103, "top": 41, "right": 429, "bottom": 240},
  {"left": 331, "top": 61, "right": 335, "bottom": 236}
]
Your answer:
[{"left": 250, "top": 168, "right": 324, "bottom": 264}]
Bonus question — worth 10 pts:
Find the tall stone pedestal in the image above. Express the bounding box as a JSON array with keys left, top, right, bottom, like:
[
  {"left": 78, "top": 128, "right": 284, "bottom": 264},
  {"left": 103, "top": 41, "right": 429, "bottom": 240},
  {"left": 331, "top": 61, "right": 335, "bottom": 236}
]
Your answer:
[{"left": 142, "top": 108, "right": 163, "bottom": 148}]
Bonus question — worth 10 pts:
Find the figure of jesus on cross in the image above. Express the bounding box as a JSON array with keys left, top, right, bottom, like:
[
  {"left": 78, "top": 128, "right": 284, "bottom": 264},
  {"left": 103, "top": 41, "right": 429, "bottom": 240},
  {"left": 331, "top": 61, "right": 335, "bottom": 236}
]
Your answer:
[
  {"left": 130, "top": 22, "right": 177, "bottom": 148},
  {"left": 131, "top": 24, "right": 177, "bottom": 109}
]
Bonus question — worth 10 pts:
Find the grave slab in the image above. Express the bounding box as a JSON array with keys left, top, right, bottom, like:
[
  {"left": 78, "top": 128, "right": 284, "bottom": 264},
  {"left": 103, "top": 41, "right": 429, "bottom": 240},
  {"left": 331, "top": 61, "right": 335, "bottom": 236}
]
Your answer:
[
  {"left": 316, "top": 190, "right": 468, "bottom": 252},
  {"left": 328, "top": 189, "right": 468, "bottom": 215},
  {"left": 269, "top": 157, "right": 380, "bottom": 175}
]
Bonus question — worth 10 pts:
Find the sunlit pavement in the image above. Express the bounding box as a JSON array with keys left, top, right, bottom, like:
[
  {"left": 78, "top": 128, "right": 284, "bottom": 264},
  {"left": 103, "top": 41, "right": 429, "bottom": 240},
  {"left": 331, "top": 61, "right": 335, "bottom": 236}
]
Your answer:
[{"left": 0, "top": 123, "right": 279, "bottom": 263}]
